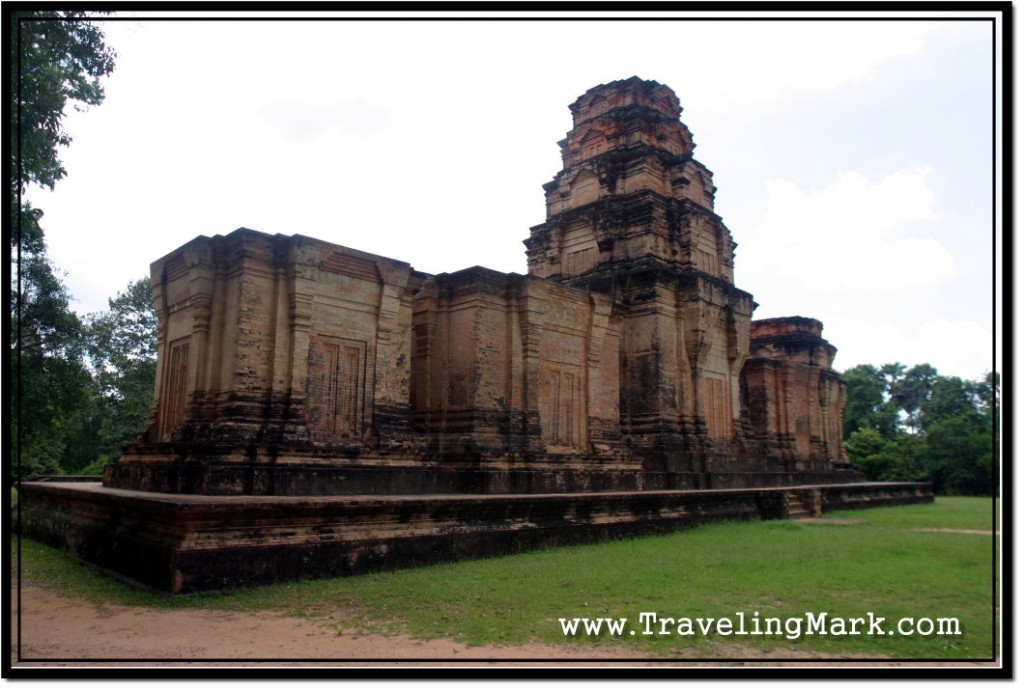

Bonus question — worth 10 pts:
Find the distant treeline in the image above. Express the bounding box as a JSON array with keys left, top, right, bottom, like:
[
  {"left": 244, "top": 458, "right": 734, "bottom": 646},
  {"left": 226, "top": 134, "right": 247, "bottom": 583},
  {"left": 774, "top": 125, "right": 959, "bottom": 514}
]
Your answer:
[{"left": 841, "top": 363, "right": 998, "bottom": 496}]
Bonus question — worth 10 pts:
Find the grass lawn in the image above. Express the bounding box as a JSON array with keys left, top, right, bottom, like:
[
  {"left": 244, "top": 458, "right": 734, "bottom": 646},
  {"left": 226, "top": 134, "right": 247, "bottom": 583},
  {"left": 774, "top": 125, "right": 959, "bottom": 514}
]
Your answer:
[{"left": 13, "top": 496, "right": 997, "bottom": 660}]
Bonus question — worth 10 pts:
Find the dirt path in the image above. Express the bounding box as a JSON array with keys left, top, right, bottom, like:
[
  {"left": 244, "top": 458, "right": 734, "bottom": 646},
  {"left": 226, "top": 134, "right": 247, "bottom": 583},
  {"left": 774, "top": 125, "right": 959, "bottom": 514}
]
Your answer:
[
  {"left": 9, "top": 582, "right": 1000, "bottom": 670},
  {"left": 10, "top": 582, "right": 652, "bottom": 667}
]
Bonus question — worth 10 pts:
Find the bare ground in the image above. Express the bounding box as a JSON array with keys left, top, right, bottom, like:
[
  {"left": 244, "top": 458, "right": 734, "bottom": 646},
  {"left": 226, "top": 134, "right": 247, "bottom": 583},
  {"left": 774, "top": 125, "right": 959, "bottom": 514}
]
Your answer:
[
  {"left": 8, "top": 582, "right": 1000, "bottom": 670},
  {"left": 9, "top": 582, "right": 669, "bottom": 668}
]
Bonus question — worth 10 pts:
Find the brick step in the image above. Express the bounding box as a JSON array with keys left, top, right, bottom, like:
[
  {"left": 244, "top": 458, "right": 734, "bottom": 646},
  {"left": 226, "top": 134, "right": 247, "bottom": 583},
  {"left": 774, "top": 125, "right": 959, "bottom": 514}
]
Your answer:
[{"left": 786, "top": 494, "right": 813, "bottom": 519}]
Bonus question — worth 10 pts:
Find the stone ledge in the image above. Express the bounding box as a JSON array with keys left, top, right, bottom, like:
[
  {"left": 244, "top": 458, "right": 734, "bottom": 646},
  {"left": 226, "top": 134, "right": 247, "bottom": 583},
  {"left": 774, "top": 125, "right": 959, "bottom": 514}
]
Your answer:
[
  {"left": 102, "top": 459, "right": 870, "bottom": 496},
  {"left": 18, "top": 481, "right": 933, "bottom": 593}
]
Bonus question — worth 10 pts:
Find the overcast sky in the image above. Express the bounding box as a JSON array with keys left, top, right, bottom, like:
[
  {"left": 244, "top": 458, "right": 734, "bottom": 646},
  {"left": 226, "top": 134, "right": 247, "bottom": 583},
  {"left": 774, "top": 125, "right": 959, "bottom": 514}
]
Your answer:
[{"left": 24, "top": 9, "right": 1002, "bottom": 382}]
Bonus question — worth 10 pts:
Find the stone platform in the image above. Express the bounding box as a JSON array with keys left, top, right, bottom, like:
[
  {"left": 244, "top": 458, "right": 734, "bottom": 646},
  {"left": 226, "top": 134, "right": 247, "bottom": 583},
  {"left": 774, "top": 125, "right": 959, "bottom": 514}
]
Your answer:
[{"left": 18, "top": 481, "right": 932, "bottom": 593}]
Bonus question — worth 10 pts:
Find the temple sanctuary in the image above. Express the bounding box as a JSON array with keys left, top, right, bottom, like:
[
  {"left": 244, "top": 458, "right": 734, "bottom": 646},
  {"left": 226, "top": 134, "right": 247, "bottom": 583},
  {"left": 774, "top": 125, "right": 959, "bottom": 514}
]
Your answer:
[
  {"left": 106, "top": 77, "right": 849, "bottom": 495},
  {"left": 22, "top": 78, "right": 931, "bottom": 592}
]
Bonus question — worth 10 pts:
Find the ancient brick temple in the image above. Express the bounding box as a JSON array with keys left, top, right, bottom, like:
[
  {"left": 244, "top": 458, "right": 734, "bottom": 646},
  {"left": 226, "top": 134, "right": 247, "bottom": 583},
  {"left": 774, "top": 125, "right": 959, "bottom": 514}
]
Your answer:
[
  {"left": 105, "top": 77, "right": 851, "bottom": 496},
  {"left": 23, "top": 78, "right": 932, "bottom": 592}
]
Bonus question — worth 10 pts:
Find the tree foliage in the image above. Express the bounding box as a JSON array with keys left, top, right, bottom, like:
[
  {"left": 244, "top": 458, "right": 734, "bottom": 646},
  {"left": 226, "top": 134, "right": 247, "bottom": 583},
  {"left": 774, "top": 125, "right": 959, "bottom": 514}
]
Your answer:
[
  {"left": 841, "top": 364, "right": 899, "bottom": 440},
  {"left": 85, "top": 278, "right": 158, "bottom": 465},
  {"left": 12, "top": 12, "right": 116, "bottom": 190},
  {"left": 842, "top": 363, "right": 997, "bottom": 496},
  {"left": 11, "top": 247, "right": 97, "bottom": 476},
  {"left": 12, "top": 273, "right": 156, "bottom": 477},
  {"left": 12, "top": 11, "right": 115, "bottom": 255},
  {"left": 890, "top": 363, "right": 937, "bottom": 433},
  {"left": 11, "top": 12, "right": 117, "bottom": 477}
]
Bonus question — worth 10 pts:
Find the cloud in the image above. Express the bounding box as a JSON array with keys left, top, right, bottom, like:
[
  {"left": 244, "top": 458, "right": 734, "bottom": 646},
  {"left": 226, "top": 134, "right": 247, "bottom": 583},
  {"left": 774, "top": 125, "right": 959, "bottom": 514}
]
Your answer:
[
  {"left": 828, "top": 315, "right": 994, "bottom": 381},
  {"left": 741, "top": 167, "right": 952, "bottom": 302},
  {"left": 688, "top": 22, "right": 937, "bottom": 112},
  {"left": 262, "top": 100, "right": 388, "bottom": 141},
  {"left": 735, "top": 165, "right": 992, "bottom": 380}
]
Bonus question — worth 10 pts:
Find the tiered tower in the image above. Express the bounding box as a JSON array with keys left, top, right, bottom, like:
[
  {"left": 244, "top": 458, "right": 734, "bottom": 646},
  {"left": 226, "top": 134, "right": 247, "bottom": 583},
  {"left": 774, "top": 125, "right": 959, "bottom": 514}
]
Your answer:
[
  {"left": 526, "top": 77, "right": 758, "bottom": 472},
  {"left": 104, "top": 77, "right": 848, "bottom": 496}
]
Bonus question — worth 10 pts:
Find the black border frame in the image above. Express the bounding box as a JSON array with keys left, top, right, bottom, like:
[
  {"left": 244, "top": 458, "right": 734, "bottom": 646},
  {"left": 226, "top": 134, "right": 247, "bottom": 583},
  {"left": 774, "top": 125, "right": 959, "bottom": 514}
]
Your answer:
[{"left": 3, "top": 1, "right": 1012, "bottom": 680}]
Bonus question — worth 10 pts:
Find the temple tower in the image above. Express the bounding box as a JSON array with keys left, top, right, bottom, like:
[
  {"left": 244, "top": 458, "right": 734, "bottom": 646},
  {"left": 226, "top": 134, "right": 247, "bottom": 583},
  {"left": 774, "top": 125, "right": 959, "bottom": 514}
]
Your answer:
[
  {"left": 744, "top": 317, "right": 850, "bottom": 472},
  {"left": 525, "top": 77, "right": 758, "bottom": 473},
  {"left": 103, "top": 77, "right": 851, "bottom": 496}
]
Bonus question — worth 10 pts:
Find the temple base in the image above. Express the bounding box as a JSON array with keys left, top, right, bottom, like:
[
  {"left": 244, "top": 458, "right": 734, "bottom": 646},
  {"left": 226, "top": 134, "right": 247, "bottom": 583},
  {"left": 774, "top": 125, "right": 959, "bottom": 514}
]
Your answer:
[
  {"left": 19, "top": 480, "right": 932, "bottom": 593},
  {"left": 103, "top": 457, "right": 869, "bottom": 495}
]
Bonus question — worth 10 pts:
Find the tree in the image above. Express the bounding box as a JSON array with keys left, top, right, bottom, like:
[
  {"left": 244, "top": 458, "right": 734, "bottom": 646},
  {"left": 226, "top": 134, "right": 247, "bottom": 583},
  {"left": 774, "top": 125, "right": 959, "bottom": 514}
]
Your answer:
[
  {"left": 842, "top": 361, "right": 998, "bottom": 496},
  {"left": 844, "top": 427, "right": 889, "bottom": 480},
  {"left": 917, "top": 374, "right": 995, "bottom": 496},
  {"left": 11, "top": 11, "right": 116, "bottom": 201},
  {"left": 11, "top": 246, "right": 98, "bottom": 475},
  {"left": 879, "top": 362, "right": 907, "bottom": 397},
  {"left": 976, "top": 371, "right": 1000, "bottom": 495},
  {"left": 845, "top": 427, "right": 927, "bottom": 483},
  {"left": 924, "top": 412, "right": 991, "bottom": 496},
  {"left": 841, "top": 364, "right": 899, "bottom": 439},
  {"left": 85, "top": 278, "right": 157, "bottom": 467},
  {"left": 12, "top": 256, "right": 94, "bottom": 474},
  {"left": 11, "top": 12, "right": 116, "bottom": 476},
  {"left": 890, "top": 363, "right": 938, "bottom": 433},
  {"left": 920, "top": 375, "right": 977, "bottom": 431}
]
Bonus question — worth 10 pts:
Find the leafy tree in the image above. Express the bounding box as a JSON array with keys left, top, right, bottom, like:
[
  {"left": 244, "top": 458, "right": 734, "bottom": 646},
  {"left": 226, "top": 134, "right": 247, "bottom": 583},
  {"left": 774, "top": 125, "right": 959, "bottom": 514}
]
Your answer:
[
  {"left": 11, "top": 11, "right": 116, "bottom": 208},
  {"left": 844, "top": 427, "right": 889, "bottom": 480},
  {"left": 974, "top": 371, "right": 1000, "bottom": 494},
  {"left": 878, "top": 362, "right": 907, "bottom": 396},
  {"left": 924, "top": 412, "right": 992, "bottom": 496},
  {"left": 841, "top": 364, "right": 899, "bottom": 439},
  {"left": 920, "top": 375, "right": 977, "bottom": 431},
  {"left": 11, "top": 12, "right": 116, "bottom": 476},
  {"left": 11, "top": 247, "right": 98, "bottom": 475},
  {"left": 842, "top": 362, "right": 998, "bottom": 496},
  {"left": 884, "top": 433, "right": 929, "bottom": 483},
  {"left": 85, "top": 278, "right": 157, "bottom": 465},
  {"left": 845, "top": 427, "right": 927, "bottom": 483},
  {"left": 890, "top": 363, "right": 937, "bottom": 433},
  {"left": 977, "top": 371, "right": 1000, "bottom": 412}
]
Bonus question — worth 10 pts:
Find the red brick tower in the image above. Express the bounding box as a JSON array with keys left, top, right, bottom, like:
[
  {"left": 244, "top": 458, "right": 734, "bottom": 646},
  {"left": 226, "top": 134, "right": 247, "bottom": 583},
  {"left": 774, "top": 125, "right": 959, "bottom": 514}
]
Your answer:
[{"left": 526, "top": 77, "right": 759, "bottom": 473}]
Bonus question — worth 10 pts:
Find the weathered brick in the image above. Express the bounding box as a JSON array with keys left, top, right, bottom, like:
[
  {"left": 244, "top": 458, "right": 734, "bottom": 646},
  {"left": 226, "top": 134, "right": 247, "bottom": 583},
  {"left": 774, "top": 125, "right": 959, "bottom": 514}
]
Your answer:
[{"left": 111, "top": 78, "right": 850, "bottom": 494}]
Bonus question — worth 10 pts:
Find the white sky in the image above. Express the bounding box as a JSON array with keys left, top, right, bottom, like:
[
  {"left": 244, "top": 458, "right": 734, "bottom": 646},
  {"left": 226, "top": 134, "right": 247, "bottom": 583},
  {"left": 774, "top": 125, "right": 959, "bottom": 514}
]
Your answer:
[{"left": 23, "top": 9, "right": 1001, "bottom": 382}]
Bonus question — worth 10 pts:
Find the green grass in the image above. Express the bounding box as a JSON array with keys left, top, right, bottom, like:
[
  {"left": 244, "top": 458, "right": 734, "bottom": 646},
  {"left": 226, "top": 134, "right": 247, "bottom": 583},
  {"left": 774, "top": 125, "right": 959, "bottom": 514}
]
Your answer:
[
  {"left": 14, "top": 496, "right": 996, "bottom": 660},
  {"left": 826, "top": 496, "right": 996, "bottom": 531}
]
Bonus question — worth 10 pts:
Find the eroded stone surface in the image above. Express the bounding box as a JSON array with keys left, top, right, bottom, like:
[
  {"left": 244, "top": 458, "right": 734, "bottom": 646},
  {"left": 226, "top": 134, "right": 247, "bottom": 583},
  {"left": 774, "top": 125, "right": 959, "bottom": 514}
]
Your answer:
[
  {"left": 19, "top": 481, "right": 933, "bottom": 592},
  {"left": 108, "top": 78, "right": 849, "bottom": 496},
  {"left": 21, "top": 79, "right": 934, "bottom": 594}
]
